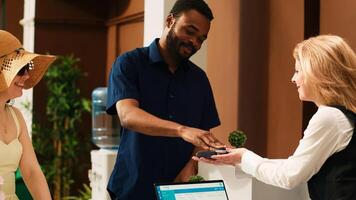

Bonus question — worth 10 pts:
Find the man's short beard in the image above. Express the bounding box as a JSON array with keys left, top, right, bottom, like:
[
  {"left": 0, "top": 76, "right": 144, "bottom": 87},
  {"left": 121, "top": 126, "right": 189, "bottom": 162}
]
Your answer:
[{"left": 166, "top": 23, "right": 193, "bottom": 63}]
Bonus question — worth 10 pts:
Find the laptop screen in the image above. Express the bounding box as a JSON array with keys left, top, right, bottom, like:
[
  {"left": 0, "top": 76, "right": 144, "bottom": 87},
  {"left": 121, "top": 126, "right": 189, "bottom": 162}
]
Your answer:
[{"left": 154, "top": 180, "right": 229, "bottom": 200}]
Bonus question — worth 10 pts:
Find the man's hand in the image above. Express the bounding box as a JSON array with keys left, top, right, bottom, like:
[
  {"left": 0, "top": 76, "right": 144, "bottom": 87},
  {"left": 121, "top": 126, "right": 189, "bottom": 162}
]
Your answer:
[{"left": 178, "top": 126, "right": 224, "bottom": 149}]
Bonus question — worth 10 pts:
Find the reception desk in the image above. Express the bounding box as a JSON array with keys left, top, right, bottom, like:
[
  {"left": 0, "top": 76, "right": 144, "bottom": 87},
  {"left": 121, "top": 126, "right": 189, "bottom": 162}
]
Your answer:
[{"left": 198, "top": 163, "right": 310, "bottom": 200}]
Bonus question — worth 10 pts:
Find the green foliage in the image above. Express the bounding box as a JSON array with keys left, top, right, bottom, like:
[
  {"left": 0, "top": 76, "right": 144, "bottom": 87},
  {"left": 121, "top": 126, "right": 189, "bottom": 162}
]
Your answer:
[
  {"left": 20, "top": 100, "right": 31, "bottom": 111},
  {"left": 188, "top": 175, "right": 205, "bottom": 183},
  {"left": 228, "top": 130, "right": 247, "bottom": 148},
  {"left": 32, "top": 55, "right": 91, "bottom": 200},
  {"left": 62, "top": 184, "right": 91, "bottom": 200}
]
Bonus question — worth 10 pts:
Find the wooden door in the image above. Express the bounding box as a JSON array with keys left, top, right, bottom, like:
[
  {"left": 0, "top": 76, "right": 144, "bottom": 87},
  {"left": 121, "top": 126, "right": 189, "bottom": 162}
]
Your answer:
[{"left": 106, "top": 0, "right": 144, "bottom": 81}]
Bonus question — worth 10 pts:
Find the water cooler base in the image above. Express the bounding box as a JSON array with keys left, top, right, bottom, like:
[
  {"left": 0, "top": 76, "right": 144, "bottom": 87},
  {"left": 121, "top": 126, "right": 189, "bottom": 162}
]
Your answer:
[{"left": 89, "top": 149, "right": 118, "bottom": 200}]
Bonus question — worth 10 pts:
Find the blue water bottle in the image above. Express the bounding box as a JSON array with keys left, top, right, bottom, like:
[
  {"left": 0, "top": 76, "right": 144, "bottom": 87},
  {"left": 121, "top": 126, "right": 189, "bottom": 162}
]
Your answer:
[{"left": 91, "top": 87, "right": 120, "bottom": 149}]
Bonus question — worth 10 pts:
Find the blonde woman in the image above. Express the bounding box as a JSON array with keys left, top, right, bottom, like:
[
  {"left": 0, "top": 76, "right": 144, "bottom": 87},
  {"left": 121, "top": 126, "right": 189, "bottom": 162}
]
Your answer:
[
  {"left": 194, "top": 35, "right": 356, "bottom": 200},
  {"left": 0, "top": 30, "right": 55, "bottom": 200}
]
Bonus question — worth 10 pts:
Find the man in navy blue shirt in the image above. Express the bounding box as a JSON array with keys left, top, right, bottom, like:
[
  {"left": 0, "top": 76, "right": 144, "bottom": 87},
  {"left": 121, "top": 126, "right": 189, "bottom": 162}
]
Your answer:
[{"left": 106, "top": 0, "right": 222, "bottom": 199}]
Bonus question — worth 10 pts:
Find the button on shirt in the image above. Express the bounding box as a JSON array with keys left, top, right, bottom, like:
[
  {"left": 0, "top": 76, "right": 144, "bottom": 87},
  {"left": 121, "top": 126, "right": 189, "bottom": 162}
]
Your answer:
[{"left": 106, "top": 39, "right": 220, "bottom": 200}]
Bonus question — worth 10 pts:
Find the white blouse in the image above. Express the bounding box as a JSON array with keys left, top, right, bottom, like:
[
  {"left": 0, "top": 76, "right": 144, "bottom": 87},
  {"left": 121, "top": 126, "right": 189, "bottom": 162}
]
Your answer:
[{"left": 240, "top": 106, "right": 354, "bottom": 189}]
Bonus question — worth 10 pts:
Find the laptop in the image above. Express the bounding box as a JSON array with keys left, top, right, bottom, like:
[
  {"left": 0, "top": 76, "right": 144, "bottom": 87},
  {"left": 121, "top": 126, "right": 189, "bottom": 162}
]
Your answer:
[{"left": 154, "top": 180, "right": 229, "bottom": 200}]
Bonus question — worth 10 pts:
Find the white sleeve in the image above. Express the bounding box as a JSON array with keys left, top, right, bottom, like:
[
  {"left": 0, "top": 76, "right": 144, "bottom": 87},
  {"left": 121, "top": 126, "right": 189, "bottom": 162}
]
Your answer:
[{"left": 240, "top": 106, "right": 353, "bottom": 189}]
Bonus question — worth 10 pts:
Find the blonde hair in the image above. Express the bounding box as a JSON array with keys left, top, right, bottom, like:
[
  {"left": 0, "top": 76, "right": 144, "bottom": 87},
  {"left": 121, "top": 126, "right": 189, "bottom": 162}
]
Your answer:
[{"left": 293, "top": 35, "right": 356, "bottom": 112}]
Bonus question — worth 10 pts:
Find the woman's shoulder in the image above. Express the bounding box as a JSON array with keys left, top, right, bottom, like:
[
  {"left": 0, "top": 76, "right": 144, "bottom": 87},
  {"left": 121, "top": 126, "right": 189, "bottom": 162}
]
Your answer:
[
  {"left": 303, "top": 106, "right": 352, "bottom": 140},
  {"left": 6, "top": 105, "right": 26, "bottom": 125},
  {"left": 313, "top": 105, "right": 352, "bottom": 128},
  {"left": 318, "top": 105, "right": 343, "bottom": 113},
  {"left": 7, "top": 105, "right": 23, "bottom": 117}
]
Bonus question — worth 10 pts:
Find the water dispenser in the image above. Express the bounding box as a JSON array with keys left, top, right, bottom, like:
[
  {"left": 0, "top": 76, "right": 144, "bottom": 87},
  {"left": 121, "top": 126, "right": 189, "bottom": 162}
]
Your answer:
[
  {"left": 92, "top": 87, "right": 120, "bottom": 149},
  {"left": 90, "top": 87, "right": 119, "bottom": 200}
]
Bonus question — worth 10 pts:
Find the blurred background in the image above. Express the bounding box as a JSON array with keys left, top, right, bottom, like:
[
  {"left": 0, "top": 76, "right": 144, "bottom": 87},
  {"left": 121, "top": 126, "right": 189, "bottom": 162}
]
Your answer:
[{"left": 2, "top": 0, "right": 356, "bottom": 199}]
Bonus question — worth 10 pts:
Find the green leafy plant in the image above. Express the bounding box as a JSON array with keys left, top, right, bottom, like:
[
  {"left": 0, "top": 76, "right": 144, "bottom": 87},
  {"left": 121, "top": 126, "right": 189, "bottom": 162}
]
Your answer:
[
  {"left": 228, "top": 130, "right": 247, "bottom": 148},
  {"left": 188, "top": 175, "right": 205, "bottom": 182},
  {"left": 62, "top": 184, "right": 91, "bottom": 200},
  {"left": 32, "top": 55, "right": 91, "bottom": 200}
]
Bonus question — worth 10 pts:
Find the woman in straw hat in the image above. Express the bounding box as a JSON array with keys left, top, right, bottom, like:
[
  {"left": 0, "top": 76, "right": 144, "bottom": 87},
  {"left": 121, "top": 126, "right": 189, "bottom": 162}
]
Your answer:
[
  {"left": 0, "top": 30, "right": 56, "bottom": 200},
  {"left": 194, "top": 35, "right": 356, "bottom": 199}
]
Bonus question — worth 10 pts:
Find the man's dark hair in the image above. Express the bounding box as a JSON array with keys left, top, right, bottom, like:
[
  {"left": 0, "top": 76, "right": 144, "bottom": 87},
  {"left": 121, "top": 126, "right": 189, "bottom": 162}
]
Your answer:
[{"left": 169, "top": 0, "right": 214, "bottom": 21}]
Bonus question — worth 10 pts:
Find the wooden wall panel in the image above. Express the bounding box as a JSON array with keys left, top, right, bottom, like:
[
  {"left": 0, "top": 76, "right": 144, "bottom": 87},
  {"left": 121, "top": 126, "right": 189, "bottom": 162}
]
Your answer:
[
  {"left": 320, "top": 0, "right": 356, "bottom": 49},
  {"left": 117, "top": 0, "right": 144, "bottom": 18},
  {"left": 106, "top": 0, "right": 143, "bottom": 81},
  {"left": 34, "top": 0, "right": 108, "bottom": 108},
  {"left": 106, "top": 25, "right": 117, "bottom": 79},
  {"left": 118, "top": 22, "right": 144, "bottom": 54},
  {"left": 237, "top": 0, "right": 269, "bottom": 156},
  {"left": 266, "top": 0, "right": 304, "bottom": 158},
  {"left": 2, "top": 0, "right": 23, "bottom": 41},
  {"left": 207, "top": 0, "right": 239, "bottom": 145},
  {"left": 36, "top": 0, "right": 108, "bottom": 21}
]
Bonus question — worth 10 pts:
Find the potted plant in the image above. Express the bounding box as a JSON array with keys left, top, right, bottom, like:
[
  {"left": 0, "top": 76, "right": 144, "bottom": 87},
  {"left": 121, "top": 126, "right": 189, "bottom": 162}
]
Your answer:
[
  {"left": 228, "top": 130, "right": 247, "bottom": 148},
  {"left": 188, "top": 175, "right": 205, "bottom": 183}
]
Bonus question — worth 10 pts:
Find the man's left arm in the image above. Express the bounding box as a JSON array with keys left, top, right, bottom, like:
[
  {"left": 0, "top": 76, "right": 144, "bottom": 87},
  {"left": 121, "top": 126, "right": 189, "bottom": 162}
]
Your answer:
[{"left": 174, "top": 147, "right": 202, "bottom": 182}]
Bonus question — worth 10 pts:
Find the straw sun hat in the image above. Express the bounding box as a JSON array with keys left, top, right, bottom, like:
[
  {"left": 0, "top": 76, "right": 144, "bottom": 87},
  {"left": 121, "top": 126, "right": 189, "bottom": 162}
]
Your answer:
[{"left": 0, "top": 30, "right": 56, "bottom": 92}]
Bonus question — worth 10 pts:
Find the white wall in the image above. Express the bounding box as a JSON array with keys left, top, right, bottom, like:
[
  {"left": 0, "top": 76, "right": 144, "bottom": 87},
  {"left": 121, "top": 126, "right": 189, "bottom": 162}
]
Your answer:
[{"left": 18, "top": 0, "right": 36, "bottom": 135}]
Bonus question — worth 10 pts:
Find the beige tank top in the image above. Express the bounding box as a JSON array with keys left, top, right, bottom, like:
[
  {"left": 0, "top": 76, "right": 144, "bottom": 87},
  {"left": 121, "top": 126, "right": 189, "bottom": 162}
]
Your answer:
[{"left": 0, "top": 105, "right": 22, "bottom": 200}]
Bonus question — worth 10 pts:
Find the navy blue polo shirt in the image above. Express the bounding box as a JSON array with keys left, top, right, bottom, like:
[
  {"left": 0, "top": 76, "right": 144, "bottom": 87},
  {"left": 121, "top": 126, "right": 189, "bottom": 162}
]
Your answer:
[{"left": 106, "top": 39, "right": 220, "bottom": 200}]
